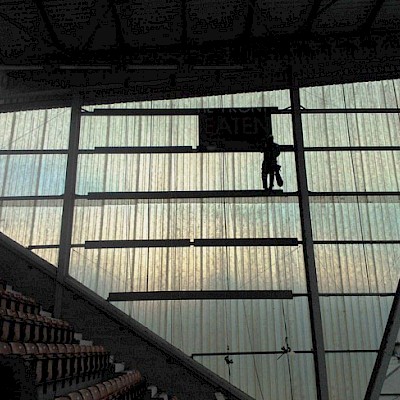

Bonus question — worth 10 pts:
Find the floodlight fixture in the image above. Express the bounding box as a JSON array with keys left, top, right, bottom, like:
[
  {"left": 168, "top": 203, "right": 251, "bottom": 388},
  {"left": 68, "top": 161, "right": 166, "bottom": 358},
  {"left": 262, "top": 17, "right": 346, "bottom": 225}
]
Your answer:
[
  {"left": 193, "top": 65, "right": 244, "bottom": 70},
  {"left": 0, "top": 65, "right": 44, "bottom": 71},
  {"left": 127, "top": 65, "right": 178, "bottom": 70}
]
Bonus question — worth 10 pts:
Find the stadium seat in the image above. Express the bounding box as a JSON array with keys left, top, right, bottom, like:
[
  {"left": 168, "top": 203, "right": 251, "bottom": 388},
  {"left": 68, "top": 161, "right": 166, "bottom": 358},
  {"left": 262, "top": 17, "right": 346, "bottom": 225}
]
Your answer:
[
  {"left": 6, "top": 309, "right": 23, "bottom": 341},
  {"left": 95, "top": 383, "right": 109, "bottom": 400},
  {"left": 0, "top": 308, "right": 12, "bottom": 341},
  {"left": 25, "top": 313, "right": 42, "bottom": 342},
  {"left": 0, "top": 341, "right": 11, "bottom": 354},
  {"left": 87, "top": 386, "right": 102, "bottom": 400},
  {"left": 56, "top": 343, "right": 72, "bottom": 380},
  {"left": 78, "top": 388, "right": 94, "bottom": 400},
  {"left": 67, "top": 392, "right": 84, "bottom": 400},
  {"left": 0, "top": 278, "right": 6, "bottom": 290},
  {"left": 103, "top": 380, "right": 115, "bottom": 398},
  {"left": 36, "top": 343, "right": 50, "bottom": 383}
]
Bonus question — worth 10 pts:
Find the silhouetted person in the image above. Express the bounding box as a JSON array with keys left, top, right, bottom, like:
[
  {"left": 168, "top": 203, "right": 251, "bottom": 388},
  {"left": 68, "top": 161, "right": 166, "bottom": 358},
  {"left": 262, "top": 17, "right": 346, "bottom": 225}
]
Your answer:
[{"left": 262, "top": 135, "right": 283, "bottom": 190}]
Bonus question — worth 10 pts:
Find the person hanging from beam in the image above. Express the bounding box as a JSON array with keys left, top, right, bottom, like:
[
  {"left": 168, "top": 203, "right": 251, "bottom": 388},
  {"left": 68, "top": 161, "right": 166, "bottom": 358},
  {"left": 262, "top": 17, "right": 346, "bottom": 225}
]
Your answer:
[{"left": 261, "top": 135, "right": 283, "bottom": 191}]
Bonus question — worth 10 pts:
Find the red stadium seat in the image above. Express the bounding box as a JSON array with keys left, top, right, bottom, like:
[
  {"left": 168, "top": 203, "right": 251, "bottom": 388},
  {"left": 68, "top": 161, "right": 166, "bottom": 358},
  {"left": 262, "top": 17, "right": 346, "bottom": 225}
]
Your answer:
[
  {"left": 95, "top": 383, "right": 109, "bottom": 400},
  {"left": 68, "top": 392, "right": 84, "bottom": 400},
  {"left": 36, "top": 343, "right": 50, "bottom": 383},
  {"left": 56, "top": 343, "right": 72, "bottom": 380},
  {"left": 25, "top": 313, "right": 41, "bottom": 342},
  {"left": 0, "top": 308, "right": 12, "bottom": 341},
  {"left": 0, "top": 341, "right": 11, "bottom": 354},
  {"left": 10, "top": 341, "right": 26, "bottom": 355},
  {"left": 103, "top": 380, "right": 114, "bottom": 396},
  {"left": 6, "top": 309, "right": 23, "bottom": 341},
  {"left": 78, "top": 388, "right": 93, "bottom": 400},
  {"left": 87, "top": 386, "right": 101, "bottom": 400}
]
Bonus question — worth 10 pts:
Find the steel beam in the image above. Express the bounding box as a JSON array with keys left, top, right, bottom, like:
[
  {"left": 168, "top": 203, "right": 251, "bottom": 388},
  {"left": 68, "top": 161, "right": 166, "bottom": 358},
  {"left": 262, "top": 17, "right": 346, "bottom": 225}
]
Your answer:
[
  {"left": 2, "top": 191, "right": 399, "bottom": 202},
  {"left": 107, "top": 290, "right": 293, "bottom": 302},
  {"left": 87, "top": 145, "right": 294, "bottom": 153},
  {"left": 54, "top": 98, "right": 82, "bottom": 318},
  {"left": 361, "top": 0, "right": 386, "bottom": 33},
  {"left": 85, "top": 239, "right": 191, "bottom": 249},
  {"left": 85, "top": 238, "right": 299, "bottom": 249},
  {"left": 364, "top": 279, "right": 400, "bottom": 400},
  {"left": 109, "top": 0, "right": 125, "bottom": 49},
  {"left": 84, "top": 108, "right": 400, "bottom": 116},
  {"left": 242, "top": 0, "right": 257, "bottom": 39},
  {"left": 32, "top": 0, "right": 66, "bottom": 53},
  {"left": 313, "top": 240, "right": 400, "bottom": 245},
  {"left": 290, "top": 82, "right": 329, "bottom": 400},
  {"left": 299, "top": 0, "right": 323, "bottom": 32},
  {"left": 86, "top": 190, "right": 291, "bottom": 200},
  {"left": 85, "top": 107, "right": 279, "bottom": 116},
  {"left": 315, "top": 0, "right": 342, "bottom": 17},
  {"left": 192, "top": 349, "right": 378, "bottom": 357}
]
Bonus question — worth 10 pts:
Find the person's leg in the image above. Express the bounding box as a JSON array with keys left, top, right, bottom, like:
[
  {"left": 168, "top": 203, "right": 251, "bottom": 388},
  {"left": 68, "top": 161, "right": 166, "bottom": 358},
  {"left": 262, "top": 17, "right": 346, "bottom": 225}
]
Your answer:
[
  {"left": 262, "top": 166, "right": 267, "bottom": 190},
  {"left": 268, "top": 170, "right": 274, "bottom": 190}
]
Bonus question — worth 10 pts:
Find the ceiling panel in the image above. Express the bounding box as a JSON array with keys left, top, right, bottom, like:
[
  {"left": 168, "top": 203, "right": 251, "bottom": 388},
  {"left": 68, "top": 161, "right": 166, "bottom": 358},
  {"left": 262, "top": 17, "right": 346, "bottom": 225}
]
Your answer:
[
  {"left": 253, "top": 0, "right": 311, "bottom": 36},
  {"left": 0, "top": 1, "right": 54, "bottom": 60},
  {"left": 312, "top": 0, "right": 380, "bottom": 33},
  {"left": 373, "top": 0, "right": 400, "bottom": 30},
  {"left": 186, "top": 0, "right": 247, "bottom": 43},
  {"left": 116, "top": 0, "right": 182, "bottom": 47},
  {"left": 41, "top": 0, "right": 111, "bottom": 50}
]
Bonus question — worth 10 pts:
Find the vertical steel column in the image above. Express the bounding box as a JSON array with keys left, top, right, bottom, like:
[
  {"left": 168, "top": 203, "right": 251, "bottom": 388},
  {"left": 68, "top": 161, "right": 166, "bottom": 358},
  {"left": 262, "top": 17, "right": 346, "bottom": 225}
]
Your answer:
[
  {"left": 290, "top": 83, "right": 329, "bottom": 400},
  {"left": 364, "top": 278, "right": 400, "bottom": 400},
  {"left": 54, "top": 98, "right": 82, "bottom": 318}
]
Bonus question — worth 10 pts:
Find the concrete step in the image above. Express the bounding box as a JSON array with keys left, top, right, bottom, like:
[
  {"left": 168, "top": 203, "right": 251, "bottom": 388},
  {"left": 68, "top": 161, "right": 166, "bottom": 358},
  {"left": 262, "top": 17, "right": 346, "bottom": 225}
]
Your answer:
[
  {"left": 79, "top": 339, "right": 93, "bottom": 346},
  {"left": 148, "top": 385, "right": 158, "bottom": 398},
  {"left": 113, "top": 362, "right": 125, "bottom": 373},
  {"left": 39, "top": 310, "right": 52, "bottom": 317}
]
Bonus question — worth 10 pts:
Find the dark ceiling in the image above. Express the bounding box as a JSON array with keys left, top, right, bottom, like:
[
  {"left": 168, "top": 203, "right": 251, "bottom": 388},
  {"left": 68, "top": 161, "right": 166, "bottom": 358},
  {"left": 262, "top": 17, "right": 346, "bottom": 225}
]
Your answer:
[{"left": 0, "top": 0, "right": 399, "bottom": 111}]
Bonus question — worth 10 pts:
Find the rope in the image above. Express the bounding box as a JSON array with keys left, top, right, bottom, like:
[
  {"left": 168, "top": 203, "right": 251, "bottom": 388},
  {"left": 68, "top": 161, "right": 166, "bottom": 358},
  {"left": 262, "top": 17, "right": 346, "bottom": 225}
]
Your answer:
[
  {"left": 281, "top": 303, "right": 294, "bottom": 400},
  {"left": 221, "top": 152, "right": 231, "bottom": 371}
]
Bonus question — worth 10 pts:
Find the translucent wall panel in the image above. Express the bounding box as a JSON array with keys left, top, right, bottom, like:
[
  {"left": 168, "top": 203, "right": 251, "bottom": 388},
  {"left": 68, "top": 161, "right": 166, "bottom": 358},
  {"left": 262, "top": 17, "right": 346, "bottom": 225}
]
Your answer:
[
  {"left": 72, "top": 198, "right": 301, "bottom": 242},
  {"left": 306, "top": 151, "right": 400, "bottom": 191},
  {"left": 0, "top": 155, "right": 67, "bottom": 196},
  {"left": 302, "top": 113, "right": 400, "bottom": 147},
  {"left": 31, "top": 248, "right": 60, "bottom": 267},
  {"left": 85, "top": 89, "right": 291, "bottom": 110},
  {"left": 320, "top": 296, "right": 392, "bottom": 349},
  {"left": 311, "top": 200, "right": 400, "bottom": 241},
  {"left": 198, "top": 354, "right": 316, "bottom": 400},
  {"left": 0, "top": 200, "right": 62, "bottom": 247},
  {"left": 300, "top": 79, "right": 400, "bottom": 109},
  {"left": 69, "top": 246, "right": 306, "bottom": 296},
  {"left": 315, "top": 244, "right": 400, "bottom": 293},
  {"left": 80, "top": 115, "right": 199, "bottom": 149},
  {"left": 326, "top": 353, "right": 376, "bottom": 400},
  {"left": 76, "top": 152, "right": 297, "bottom": 193},
  {"left": 80, "top": 114, "right": 293, "bottom": 149},
  {"left": 0, "top": 108, "right": 70, "bottom": 150}
]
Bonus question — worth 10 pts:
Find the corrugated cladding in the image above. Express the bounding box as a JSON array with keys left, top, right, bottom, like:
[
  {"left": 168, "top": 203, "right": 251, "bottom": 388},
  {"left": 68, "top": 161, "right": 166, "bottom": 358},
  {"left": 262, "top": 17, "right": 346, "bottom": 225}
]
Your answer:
[{"left": 0, "top": 82, "right": 399, "bottom": 399}]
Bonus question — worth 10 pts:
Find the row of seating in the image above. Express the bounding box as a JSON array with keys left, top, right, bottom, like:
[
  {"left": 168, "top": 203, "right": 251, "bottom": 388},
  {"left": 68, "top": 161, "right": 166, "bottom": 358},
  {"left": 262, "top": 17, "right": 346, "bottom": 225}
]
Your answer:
[
  {"left": 0, "top": 307, "right": 74, "bottom": 343},
  {"left": 55, "top": 370, "right": 145, "bottom": 400},
  {"left": 0, "top": 288, "right": 40, "bottom": 314},
  {"left": 0, "top": 341, "right": 111, "bottom": 387},
  {"left": 0, "top": 278, "right": 176, "bottom": 400}
]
